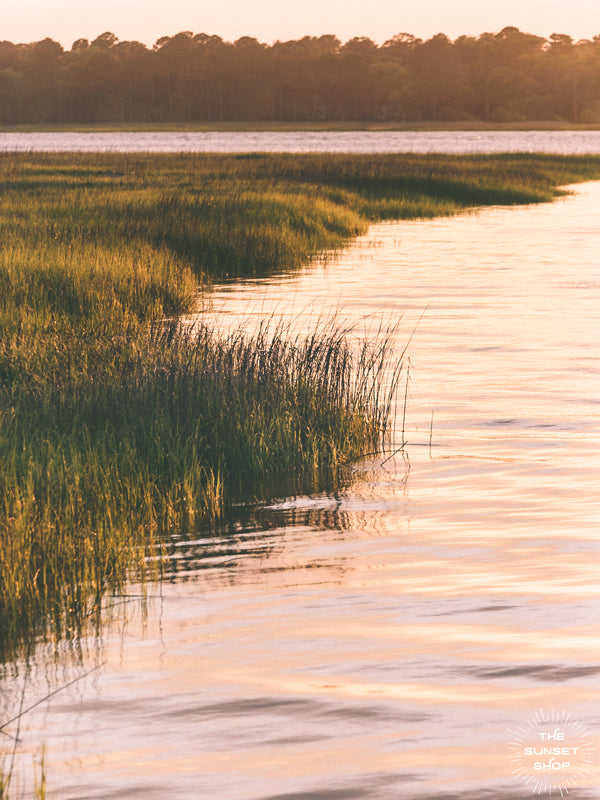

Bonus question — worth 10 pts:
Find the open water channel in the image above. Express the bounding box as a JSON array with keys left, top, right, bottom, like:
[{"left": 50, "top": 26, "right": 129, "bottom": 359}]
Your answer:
[
  {"left": 1, "top": 135, "right": 599, "bottom": 799},
  {"left": 3, "top": 129, "right": 600, "bottom": 154}
]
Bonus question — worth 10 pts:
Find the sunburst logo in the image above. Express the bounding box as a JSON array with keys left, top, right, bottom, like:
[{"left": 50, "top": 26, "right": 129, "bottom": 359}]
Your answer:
[{"left": 507, "top": 709, "right": 596, "bottom": 797}]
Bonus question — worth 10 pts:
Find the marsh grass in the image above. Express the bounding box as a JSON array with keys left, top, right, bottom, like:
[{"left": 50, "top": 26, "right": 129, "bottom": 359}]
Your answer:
[
  {"left": 1, "top": 314, "right": 400, "bottom": 655},
  {"left": 2, "top": 151, "right": 600, "bottom": 659},
  {"left": 3, "top": 153, "right": 600, "bottom": 282}
]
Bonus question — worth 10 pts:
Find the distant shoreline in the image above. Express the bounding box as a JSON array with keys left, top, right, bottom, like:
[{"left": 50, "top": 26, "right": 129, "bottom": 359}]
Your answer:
[{"left": 2, "top": 121, "right": 600, "bottom": 134}]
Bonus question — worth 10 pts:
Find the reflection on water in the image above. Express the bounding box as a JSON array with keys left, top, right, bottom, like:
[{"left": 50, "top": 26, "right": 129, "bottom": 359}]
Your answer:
[
  {"left": 2, "top": 185, "right": 600, "bottom": 799},
  {"left": 2, "top": 129, "right": 600, "bottom": 153}
]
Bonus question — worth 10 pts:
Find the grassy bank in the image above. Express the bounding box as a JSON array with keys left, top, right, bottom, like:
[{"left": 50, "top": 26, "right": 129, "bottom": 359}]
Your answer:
[
  {"left": 1, "top": 152, "right": 600, "bottom": 658},
  {"left": 3, "top": 152, "right": 599, "bottom": 281}
]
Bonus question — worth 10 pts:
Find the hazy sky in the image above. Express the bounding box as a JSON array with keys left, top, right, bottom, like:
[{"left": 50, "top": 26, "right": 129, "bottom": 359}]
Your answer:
[{"left": 2, "top": 0, "right": 600, "bottom": 48}]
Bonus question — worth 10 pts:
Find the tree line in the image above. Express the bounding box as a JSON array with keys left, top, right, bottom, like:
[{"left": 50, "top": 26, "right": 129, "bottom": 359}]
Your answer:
[{"left": 1, "top": 26, "right": 600, "bottom": 125}]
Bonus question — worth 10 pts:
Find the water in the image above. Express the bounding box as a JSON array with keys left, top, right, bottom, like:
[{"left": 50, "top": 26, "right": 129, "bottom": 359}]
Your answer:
[
  {"left": 2, "top": 182, "right": 600, "bottom": 799},
  {"left": 2, "top": 129, "right": 600, "bottom": 153}
]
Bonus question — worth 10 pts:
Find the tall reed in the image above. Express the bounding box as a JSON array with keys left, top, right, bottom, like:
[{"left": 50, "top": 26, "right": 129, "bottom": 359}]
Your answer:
[{"left": 1, "top": 315, "right": 400, "bottom": 655}]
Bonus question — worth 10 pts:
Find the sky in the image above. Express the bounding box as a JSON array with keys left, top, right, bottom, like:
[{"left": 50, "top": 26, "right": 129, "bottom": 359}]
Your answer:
[{"left": 2, "top": 0, "right": 600, "bottom": 49}]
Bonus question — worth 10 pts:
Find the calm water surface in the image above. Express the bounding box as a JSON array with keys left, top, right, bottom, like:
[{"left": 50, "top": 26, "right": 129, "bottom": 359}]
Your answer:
[
  {"left": 2, "top": 129, "right": 600, "bottom": 153},
  {"left": 2, "top": 183, "right": 600, "bottom": 799}
]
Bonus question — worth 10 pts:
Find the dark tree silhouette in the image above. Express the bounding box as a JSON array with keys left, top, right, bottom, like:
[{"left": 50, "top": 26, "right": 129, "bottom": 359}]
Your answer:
[{"left": 2, "top": 27, "right": 600, "bottom": 125}]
